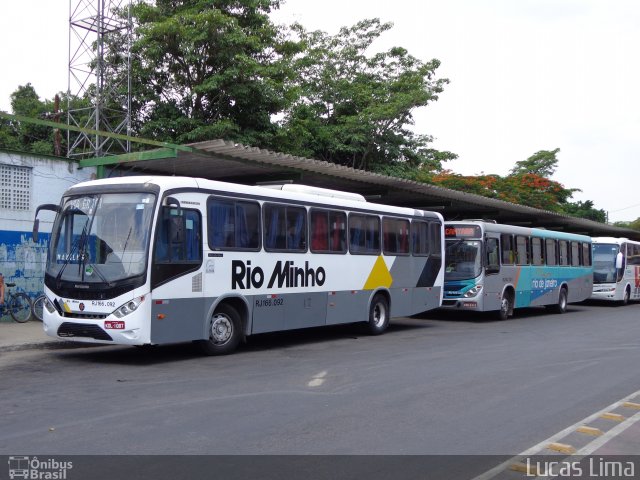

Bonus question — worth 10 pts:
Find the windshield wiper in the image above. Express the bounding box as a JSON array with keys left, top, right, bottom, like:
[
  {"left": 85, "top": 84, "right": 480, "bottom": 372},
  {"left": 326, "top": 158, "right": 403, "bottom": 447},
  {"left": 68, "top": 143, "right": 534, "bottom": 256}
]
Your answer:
[{"left": 79, "top": 201, "right": 99, "bottom": 282}]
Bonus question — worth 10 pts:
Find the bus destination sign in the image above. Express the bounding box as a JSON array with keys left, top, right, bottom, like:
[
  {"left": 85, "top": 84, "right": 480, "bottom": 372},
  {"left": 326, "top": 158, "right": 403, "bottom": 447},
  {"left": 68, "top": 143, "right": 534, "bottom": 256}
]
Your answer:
[{"left": 445, "top": 225, "right": 481, "bottom": 239}]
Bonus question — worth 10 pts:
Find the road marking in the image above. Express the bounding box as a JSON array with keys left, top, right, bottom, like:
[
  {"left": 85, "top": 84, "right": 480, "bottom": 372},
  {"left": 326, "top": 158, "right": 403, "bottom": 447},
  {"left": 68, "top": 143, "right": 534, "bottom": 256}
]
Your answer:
[
  {"left": 471, "top": 388, "right": 640, "bottom": 480},
  {"left": 600, "top": 412, "right": 625, "bottom": 422},
  {"left": 307, "top": 370, "right": 327, "bottom": 387},
  {"left": 546, "top": 442, "right": 576, "bottom": 454},
  {"left": 576, "top": 426, "right": 603, "bottom": 436},
  {"left": 623, "top": 401, "right": 640, "bottom": 410}
]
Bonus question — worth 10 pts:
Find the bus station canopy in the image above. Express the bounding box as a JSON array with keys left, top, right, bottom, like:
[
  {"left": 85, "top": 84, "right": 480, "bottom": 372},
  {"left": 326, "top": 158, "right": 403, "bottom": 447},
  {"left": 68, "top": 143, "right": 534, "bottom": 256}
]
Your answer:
[{"left": 87, "top": 139, "right": 640, "bottom": 241}]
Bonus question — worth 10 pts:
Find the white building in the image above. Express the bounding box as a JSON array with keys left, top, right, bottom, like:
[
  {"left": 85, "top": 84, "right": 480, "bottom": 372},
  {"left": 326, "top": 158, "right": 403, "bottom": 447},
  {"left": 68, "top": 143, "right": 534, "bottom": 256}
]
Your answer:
[{"left": 0, "top": 149, "right": 97, "bottom": 307}]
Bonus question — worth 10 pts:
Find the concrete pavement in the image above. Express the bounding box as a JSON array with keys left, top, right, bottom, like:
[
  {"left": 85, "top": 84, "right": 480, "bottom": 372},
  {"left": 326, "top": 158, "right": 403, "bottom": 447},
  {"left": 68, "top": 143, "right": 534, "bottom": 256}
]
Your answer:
[
  {"left": 1, "top": 317, "right": 640, "bottom": 464},
  {"left": 0, "top": 319, "right": 69, "bottom": 352}
]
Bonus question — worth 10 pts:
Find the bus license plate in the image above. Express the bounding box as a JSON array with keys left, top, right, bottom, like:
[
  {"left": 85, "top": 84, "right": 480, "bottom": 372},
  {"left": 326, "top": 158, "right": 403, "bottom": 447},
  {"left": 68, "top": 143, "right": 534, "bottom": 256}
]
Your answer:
[{"left": 105, "top": 321, "right": 125, "bottom": 329}]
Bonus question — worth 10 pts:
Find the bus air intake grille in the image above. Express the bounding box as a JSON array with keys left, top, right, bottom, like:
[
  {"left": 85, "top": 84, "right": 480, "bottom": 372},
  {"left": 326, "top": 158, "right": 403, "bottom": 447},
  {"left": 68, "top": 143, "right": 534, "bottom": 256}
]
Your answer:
[
  {"left": 57, "top": 323, "right": 113, "bottom": 341},
  {"left": 62, "top": 312, "right": 108, "bottom": 320}
]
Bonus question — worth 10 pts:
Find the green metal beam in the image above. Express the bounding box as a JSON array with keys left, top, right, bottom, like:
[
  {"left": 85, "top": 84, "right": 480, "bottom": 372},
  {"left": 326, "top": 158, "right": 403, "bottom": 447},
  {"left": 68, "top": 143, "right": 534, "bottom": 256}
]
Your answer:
[
  {"left": 0, "top": 112, "right": 194, "bottom": 153},
  {"left": 78, "top": 148, "right": 179, "bottom": 168}
]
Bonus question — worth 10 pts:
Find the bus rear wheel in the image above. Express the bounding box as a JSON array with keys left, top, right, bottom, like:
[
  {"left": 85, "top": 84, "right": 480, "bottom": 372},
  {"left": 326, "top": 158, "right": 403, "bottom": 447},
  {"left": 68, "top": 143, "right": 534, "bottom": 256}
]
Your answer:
[
  {"left": 365, "top": 294, "right": 390, "bottom": 335},
  {"left": 553, "top": 287, "right": 568, "bottom": 314},
  {"left": 198, "top": 304, "right": 242, "bottom": 355}
]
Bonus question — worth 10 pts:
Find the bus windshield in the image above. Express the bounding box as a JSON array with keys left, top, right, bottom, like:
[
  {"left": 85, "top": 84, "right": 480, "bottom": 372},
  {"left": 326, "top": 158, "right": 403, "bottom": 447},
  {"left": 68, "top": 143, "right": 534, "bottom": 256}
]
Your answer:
[
  {"left": 445, "top": 239, "right": 483, "bottom": 280},
  {"left": 593, "top": 243, "right": 619, "bottom": 284},
  {"left": 47, "top": 192, "right": 156, "bottom": 284}
]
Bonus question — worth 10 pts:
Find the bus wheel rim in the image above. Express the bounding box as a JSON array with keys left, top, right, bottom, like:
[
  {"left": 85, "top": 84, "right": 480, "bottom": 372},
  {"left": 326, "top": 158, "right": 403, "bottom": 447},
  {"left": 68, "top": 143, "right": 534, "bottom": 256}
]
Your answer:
[
  {"left": 501, "top": 297, "right": 509, "bottom": 315},
  {"left": 210, "top": 314, "right": 233, "bottom": 345},
  {"left": 373, "top": 303, "right": 386, "bottom": 328}
]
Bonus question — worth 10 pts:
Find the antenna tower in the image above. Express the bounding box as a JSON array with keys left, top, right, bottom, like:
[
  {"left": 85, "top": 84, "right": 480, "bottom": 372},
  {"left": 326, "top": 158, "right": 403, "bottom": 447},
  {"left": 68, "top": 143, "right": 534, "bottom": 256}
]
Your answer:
[{"left": 67, "top": 0, "right": 132, "bottom": 158}]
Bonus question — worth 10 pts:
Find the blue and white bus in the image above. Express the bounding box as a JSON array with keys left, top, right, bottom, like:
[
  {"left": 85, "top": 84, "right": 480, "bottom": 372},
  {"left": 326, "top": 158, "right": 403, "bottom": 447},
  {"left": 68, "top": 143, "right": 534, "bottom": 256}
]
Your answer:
[
  {"left": 441, "top": 221, "right": 593, "bottom": 319},
  {"left": 591, "top": 237, "right": 640, "bottom": 305},
  {"left": 33, "top": 176, "right": 444, "bottom": 354}
]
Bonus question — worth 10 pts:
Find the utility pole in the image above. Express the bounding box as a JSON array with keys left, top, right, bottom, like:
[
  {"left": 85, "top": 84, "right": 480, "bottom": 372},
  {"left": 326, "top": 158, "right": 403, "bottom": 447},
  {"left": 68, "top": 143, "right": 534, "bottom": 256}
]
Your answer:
[{"left": 67, "top": 0, "right": 132, "bottom": 159}]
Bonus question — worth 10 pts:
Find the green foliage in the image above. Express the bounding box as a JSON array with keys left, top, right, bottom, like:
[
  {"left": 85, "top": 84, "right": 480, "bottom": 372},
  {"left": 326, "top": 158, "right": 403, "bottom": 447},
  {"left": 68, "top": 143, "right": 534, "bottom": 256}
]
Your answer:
[
  {"left": 274, "top": 19, "right": 455, "bottom": 173},
  {"left": 431, "top": 149, "right": 606, "bottom": 222},
  {"left": 614, "top": 218, "right": 640, "bottom": 231},
  {"left": 562, "top": 200, "right": 606, "bottom": 223},
  {"left": 510, "top": 148, "right": 560, "bottom": 177},
  {"left": 119, "top": 0, "right": 299, "bottom": 147}
]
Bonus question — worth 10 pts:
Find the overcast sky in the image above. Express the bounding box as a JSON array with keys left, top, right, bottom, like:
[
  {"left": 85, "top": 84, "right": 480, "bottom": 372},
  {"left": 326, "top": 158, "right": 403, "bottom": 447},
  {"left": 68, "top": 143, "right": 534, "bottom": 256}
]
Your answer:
[{"left": 1, "top": 0, "right": 638, "bottom": 222}]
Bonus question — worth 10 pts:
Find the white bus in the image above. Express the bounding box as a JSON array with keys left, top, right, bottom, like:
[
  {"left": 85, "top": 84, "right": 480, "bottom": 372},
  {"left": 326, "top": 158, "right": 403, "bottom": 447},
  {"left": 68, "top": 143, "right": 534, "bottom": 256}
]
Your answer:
[
  {"left": 591, "top": 237, "right": 640, "bottom": 305},
  {"left": 442, "top": 221, "right": 593, "bottom": 319},
  {"left": 33, "top": 176, "right": 444, "bottom": 354}
]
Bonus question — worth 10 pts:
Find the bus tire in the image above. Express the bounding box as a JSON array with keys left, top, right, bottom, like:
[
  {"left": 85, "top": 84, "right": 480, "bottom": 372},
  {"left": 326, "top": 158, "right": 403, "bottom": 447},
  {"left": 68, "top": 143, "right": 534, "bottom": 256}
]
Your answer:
[
  {"left": 198, "top": 304, "right": 242, "bottom": 355},
  {"left": 553, "top": 287, "right": 568, "bottom": 314},
  {"left": 498, "top": 292, "right": 511, "bottom": 320},
  {"left": 620, "top": 286, "right": 630, "bottom": 306},
  {"left": 365, "top": 294, "right": 390, "bottom": 335}
]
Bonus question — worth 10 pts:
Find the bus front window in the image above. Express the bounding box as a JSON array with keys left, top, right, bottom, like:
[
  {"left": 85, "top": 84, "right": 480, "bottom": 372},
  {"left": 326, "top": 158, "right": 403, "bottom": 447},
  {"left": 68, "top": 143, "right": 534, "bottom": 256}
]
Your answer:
[
  {"left": 593, "top": 244, "right": 619, "bottom": 284},
  {"left": 445, "top": 240, "right": 482, "bottom": 280},
  {"left": 47, "top": 192, "right": 156, "bottom": 285}
]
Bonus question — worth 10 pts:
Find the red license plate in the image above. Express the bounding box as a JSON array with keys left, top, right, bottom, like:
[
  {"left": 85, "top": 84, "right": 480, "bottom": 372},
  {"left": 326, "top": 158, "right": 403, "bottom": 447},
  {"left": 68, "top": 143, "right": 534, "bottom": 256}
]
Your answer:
[{"left": 104, "top": 321, "right": 125, "bottom": 329}]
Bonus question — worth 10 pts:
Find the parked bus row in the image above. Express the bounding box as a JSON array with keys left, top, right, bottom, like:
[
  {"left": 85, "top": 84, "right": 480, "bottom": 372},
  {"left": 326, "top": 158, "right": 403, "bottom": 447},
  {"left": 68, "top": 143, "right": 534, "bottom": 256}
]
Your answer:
[{"left": 31, "top": 177, "right": 639, "bottom": 354}]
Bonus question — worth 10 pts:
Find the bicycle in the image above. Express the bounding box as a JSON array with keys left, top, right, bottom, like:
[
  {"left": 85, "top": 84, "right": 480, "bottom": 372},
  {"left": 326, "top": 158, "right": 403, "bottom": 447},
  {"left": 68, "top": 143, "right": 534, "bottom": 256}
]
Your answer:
[
  {"left": 1, "top": 282, "right": 33, "bottom": 323},
  {"left": 32, "top": 293, "right": 47, "bottom": 322}
]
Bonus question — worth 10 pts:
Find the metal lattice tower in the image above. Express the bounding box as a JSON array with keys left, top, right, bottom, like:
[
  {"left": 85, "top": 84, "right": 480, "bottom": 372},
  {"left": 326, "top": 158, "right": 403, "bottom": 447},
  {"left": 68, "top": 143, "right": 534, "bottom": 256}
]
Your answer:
[{"left": 68, "top": 0, "right": 132, "bottom": 158}]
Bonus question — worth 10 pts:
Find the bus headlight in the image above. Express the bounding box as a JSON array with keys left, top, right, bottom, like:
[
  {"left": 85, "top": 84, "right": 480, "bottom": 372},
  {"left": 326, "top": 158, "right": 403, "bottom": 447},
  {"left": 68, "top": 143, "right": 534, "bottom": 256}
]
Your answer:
[
  {"left": 44, "top": 297, "right": 56, "bottom": 314},
  {"left": 113, "top": 296, "right": 145, "bottom": 318},
  {"left": 464, "top": 285, "right": 483, "bottom": 298}
]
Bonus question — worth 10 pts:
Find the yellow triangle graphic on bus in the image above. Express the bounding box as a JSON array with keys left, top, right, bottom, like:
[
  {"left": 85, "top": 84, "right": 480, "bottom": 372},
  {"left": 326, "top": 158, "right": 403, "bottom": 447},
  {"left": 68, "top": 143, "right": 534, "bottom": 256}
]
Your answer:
[{"left": 363, "top": 256, "right": 393, "bottom": 290}]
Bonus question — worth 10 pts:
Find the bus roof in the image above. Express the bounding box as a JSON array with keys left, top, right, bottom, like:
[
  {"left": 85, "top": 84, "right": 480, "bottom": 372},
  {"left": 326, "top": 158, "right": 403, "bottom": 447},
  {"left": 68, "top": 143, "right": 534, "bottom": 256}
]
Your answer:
[
  {"left": 65, "top": 175, "right": 443, "bottom": 220},
  {"left": 445, "top": 220, "right": 592, "bottom": 242},
  {"left": 592, "top": 236, "right": 640, "bottom": 245}
]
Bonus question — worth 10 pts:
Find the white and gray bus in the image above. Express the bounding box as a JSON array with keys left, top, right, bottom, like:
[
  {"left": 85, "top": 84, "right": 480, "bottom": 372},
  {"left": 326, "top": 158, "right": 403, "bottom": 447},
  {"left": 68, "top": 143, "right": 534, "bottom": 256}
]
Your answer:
[
  {"left": 591, "top": 237, "right": 640, "bottom": 305},
  {"left": 442, "top": 221, "right": 593, "bottom": 319},
  {"left": 34, "top": 176, "right": 444, "bottom": 354}
]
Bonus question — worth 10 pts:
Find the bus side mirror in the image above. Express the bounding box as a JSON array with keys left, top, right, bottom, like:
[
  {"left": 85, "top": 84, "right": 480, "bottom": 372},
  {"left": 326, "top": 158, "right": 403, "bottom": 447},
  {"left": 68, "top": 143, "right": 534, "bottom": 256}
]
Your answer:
[
  {"left": 616, "top": 252, "right": 624, "bottom": 269},
  {"left": 168, "top": 212, "right": 185, "bottom": 244},
  {"left": 32, "top": 203, "right": 60, "bottom": 242},
  {"left": 32, "top": 219, "right": 40, "bottom": 242}
]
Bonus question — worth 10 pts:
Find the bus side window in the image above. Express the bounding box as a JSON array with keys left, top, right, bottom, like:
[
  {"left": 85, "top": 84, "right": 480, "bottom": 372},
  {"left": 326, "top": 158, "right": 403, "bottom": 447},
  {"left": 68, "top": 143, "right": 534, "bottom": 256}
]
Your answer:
[
  {"left": 516, "top": 235, "right": 530, "bottom": 265},
  {"left": 531, "top": 237, "right": 544, "bottom": 266},
  {"left": 486, "top": 237, "right": 500, "bottom": 274},
  {"left": 155, "top": 208, "right": 201, "bottom": 263},
  {"left": 382, "top": 217, "right": 410, "bottom": 255},
  {"left": 501, "top": 234, "right": 514, "bottom": 264},
  {"left": 545, "top": 239, "right": 558, "bottom": 266},
  {"left": 559, "top": 240, "right": 569, "bottom": 266},
  {"left": 349, "top": 214, "right": 380, "bottom": 255},
  {"left": 208, "top": 198, "right": 260, "bottom": 250},
  {"left": 570, "top": 241, "right": 580, "bottom": 267},
  {"left": 411, "top": 221, "right": 429, "bottom": 256},
  {"left": 264, "top": 204, "right": 306, "bottom": 252},
  {"left": 581, "top": 242, "right": 592, "bottom": 266}
]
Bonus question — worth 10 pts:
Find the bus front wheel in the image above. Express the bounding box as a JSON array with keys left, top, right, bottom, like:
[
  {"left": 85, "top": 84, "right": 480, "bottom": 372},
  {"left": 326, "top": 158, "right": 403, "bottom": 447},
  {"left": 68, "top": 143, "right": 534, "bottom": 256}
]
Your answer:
[
  {"left": 365, "top": 294, "right": 390, "bottom": 335},
  {"left": 498, "top": 293, "right": 511, "bottom": 320},
  {"left": 198, "top": 304, "right": 242, "bottom": 355},
  {"left": 620, "top": 287, "right": 630, "bottom": 306}
]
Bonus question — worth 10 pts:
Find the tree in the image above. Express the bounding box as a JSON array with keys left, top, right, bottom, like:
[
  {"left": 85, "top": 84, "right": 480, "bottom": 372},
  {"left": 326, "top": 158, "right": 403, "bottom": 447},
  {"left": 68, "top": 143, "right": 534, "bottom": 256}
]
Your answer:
[
  {"left": 431, "top": 148, "right": 607, "bottom": 222},
  {"left": 119, "top": 0, "right": 300, "bottom": 147},
  {"left": 614, "top": 218, "right": 640, "bottom": 231},
  {"left": 563, "top": 200, "right": 606, "bottom": 223},
  {"left": 510, "top": 148, "right": 560, "bottom": 177},
  {"left": 274, "top": 19, "right": 456, "bottom": 173}
]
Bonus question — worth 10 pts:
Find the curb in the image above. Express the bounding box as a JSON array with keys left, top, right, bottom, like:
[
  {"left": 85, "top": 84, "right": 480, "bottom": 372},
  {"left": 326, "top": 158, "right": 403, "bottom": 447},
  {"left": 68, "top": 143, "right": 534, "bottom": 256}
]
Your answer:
[{"left": 0, "top": 340, "right": 102, "bottom": 353}]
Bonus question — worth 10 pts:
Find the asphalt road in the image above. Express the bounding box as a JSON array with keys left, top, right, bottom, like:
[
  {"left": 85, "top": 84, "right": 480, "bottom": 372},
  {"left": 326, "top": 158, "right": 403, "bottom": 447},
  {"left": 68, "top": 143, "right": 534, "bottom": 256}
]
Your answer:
[{"left": 1, "top": 301, "right": 639, "bottom": 456}]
